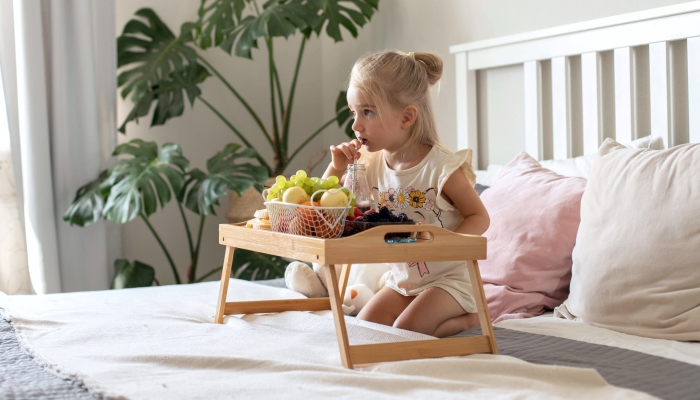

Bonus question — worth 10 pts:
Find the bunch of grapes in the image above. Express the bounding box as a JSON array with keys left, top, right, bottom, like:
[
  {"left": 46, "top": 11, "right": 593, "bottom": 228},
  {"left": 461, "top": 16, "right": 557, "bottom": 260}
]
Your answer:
[{"left": 266, "top": 170, "right": 357, "bottom": 208}]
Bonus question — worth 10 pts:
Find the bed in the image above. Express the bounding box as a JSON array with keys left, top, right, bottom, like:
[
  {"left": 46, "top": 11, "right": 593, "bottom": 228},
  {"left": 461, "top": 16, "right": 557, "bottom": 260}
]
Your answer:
[{"left": 2, "top": 3, "right": 700, "bottom": 399}]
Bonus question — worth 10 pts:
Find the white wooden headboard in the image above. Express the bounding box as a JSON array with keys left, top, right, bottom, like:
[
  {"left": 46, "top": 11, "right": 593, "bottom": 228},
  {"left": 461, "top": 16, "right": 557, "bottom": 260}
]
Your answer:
[{"left": 450, "top": 1, "right": 700, "bottom": 169}]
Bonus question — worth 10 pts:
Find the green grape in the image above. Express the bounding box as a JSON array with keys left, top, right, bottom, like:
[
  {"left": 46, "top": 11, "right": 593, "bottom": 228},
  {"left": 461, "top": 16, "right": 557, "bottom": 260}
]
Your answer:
[
  {"left": 269, "top": 187, "right": 279, "bottom": 195},
  {"left": 267, "top": 193, "right": 275, "bottom": 201},
  {"left": 347, "top": 208, "right": 354, "bottom": 217},
  {"left": 285, "top": 181, "right": 294, "bottom": 189},
  {"left": 327, "top": 175, "right": 339, "bottom": 185},
  {"left": 304, "top": 178, "right": 314, "bottom": 186},
  {"left": 350, "top": 196, "right": 357, "bottom": 207},
  {"left": 331, "top": 183, "right": 341, "bottom": 189},
  {"left": 294, "top": 179, "right": 304, "bottom": 187},
  {"left": 321, "top": 179, "right": 331, "bottom": 189},
  {"left": 304, "top": 186, "right": 313, "bottom": 196},
  {"left": 280, "top": 188, "right": 287, "bottom": 197},
  {"left": 276, "top": 175, "right": 286, "bottom": 183},
  {"left": 290, "top": 175, "right": 297, "bottom": 182},
  {"left": 272, "top": 182, "right": 284, "bottom": 191},
  {"left": 339, "top": 187, "right": 350, "bottom": 197},
  {"left": 296, "top": 170, "right": 307, "bottom": 181}
]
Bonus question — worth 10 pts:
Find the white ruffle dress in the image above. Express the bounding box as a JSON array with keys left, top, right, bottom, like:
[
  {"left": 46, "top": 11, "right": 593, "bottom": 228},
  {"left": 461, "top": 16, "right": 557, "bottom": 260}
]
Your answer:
[{"left": 364, "top": 146, "right": 478, "bottom": 313}]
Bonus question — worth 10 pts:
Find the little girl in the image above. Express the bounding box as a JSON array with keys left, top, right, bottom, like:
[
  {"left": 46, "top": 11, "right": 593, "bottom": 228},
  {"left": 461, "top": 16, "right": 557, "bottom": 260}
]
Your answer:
[{"left": 323, "top": 50, "right": 490, "bottom": 338}]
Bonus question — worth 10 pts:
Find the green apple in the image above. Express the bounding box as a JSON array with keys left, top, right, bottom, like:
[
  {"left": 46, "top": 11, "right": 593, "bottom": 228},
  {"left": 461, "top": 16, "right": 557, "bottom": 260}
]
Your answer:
[
  {"left": 282, "top": 186, "right": 309, "bottom": 204},
  {"left": 320, "top": 189, "right": 349, "bottom": 207}
]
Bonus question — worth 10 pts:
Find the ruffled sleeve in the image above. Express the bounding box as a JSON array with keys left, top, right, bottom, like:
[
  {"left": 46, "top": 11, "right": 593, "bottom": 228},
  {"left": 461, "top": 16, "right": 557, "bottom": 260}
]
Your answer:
[{"left": 436, "top": 149, "right": 477, "bottom": 211}]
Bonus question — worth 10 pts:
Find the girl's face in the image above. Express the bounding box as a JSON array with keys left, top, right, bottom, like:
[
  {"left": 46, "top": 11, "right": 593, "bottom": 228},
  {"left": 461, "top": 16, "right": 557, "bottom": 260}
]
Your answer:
[{"left": 347, "top": 85, "right": 408, "bottom": 153}]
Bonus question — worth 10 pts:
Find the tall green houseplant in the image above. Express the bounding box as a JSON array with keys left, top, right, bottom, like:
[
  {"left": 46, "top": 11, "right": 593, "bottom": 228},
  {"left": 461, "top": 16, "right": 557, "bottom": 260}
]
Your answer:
[
  {"left": 117, "top": 0, "right": 377, "bottom": 176},
  {"left": 64, "top": 0, "right": 378, "bottom": 288}
]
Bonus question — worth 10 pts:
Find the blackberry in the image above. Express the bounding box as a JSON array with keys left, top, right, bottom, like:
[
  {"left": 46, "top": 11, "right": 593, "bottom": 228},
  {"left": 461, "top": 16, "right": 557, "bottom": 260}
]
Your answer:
[
  {"left": 378, "top": 206, "right": 392, "bottom": 220},
  {"left": 364, "top": 212, "right": 381, "bottom": 223},
  {"left": 396, "top": 213, "right": 409, "bottom": 223}
]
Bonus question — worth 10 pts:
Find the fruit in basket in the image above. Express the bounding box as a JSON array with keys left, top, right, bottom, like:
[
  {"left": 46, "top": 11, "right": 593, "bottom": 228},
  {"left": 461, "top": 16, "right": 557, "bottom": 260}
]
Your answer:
[
  {"left": 319, "top": 189, "right": 349, "bottom": 207},
  {"left": 267, "top": 170, "right": 342, "bottom": 202},
  {"left": 283, "top": 186, "right": 309, "bottom": 204},
  {"left": 288, "top": 216, "right": 309, "bottom": 236},
  {"left": 298, "top": 201, "right": 322, "bottom": 228},
  {"left": 316, "top": 219, "right": 343, "bottom": 238}
]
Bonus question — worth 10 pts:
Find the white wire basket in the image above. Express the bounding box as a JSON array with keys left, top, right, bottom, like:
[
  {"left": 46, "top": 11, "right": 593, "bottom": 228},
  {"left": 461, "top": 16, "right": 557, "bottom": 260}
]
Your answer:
[{"left": 262, "top": 189, "right": 351, "bottom": 238}]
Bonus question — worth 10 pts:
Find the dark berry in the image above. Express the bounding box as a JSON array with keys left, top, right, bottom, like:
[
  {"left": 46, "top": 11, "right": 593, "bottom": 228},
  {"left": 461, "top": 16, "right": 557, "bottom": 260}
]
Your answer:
[{"left": 378, "top": 206, "right": 392, "bottom": 219}]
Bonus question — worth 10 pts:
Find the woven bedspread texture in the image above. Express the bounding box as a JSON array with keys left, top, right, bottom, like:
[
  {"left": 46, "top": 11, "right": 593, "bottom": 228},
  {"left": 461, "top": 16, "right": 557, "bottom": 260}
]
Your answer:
[{"left": 0, "top": 280, "right": 656, "bottom": 400}]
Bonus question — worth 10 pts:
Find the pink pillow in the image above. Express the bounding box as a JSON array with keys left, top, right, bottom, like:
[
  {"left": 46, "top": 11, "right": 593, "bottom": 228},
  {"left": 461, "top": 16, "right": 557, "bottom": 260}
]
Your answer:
[{"left": 480, "top": 152, "right": 586, "bottom": 322}]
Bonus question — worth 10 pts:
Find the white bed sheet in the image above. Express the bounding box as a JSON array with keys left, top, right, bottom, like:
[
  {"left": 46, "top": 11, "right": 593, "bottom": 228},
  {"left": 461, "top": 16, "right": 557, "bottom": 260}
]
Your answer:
[{"left": 0, "top": 280, "right": 656, "bottom": 400}]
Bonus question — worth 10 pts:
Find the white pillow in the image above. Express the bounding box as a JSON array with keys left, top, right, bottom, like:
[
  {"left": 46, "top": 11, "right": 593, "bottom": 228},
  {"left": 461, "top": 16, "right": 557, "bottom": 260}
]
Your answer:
[
  {"left": 476, "top": 135, "right": 665, "bottom": 186},
  {"left": 556, "top": 138, "right": 700, "bottom": 341}
]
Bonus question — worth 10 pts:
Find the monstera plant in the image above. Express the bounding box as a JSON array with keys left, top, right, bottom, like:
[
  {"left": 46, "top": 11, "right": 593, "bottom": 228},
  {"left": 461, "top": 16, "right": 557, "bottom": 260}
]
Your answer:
[
  {"left": 64, "top": 0, "right": 378, "bottom": 288},
  {"left": 117, "top": 0, "right": 376, "bottom": 175},
  {"left": 64, "top": 139, "right": 289, "bottom": 288}
]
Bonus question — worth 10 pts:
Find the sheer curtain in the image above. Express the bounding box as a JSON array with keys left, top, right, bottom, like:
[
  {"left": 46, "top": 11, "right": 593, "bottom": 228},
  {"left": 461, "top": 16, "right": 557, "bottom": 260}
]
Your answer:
[{"left": 0, "top": 0, "right": 120, "bottom": 294}]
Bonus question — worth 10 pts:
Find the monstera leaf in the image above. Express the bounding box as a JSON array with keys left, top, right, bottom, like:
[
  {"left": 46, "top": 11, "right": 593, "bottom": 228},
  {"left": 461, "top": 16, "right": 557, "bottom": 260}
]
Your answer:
[
  {"left": 197, "top": 0, "right": 321, "bottom": 58},
  {"left": 63, "top": 169, "right": 112, "bottom": 227},
  {"left": 111, "top": 259, "right": 156, "bottom": 289},
  {"left": 335, "top": 90, "right": 354, "bottom": 139},
  {"left": 231, "top": 248, "right": 288, "bottom": 280},
  {"left": 117, "top": 8, "right": 210, "bottom": 133},
  {"left": 308, "top": 0, "right": 378, "bottom": 42},
  {"left": 195, "top": 0, "right": 377, "bottom": 58},
  {"left": 103, "top": 140, "right": 189, "bottom": 224},
  {"left": 181, "top": 143, "right": 269, "bottom": 215}
]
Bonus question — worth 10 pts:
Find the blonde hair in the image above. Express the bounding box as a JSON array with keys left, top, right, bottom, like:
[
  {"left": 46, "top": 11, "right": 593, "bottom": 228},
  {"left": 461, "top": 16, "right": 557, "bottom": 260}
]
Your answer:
[{"left": 348, "top": 50, "right": 444, "bottom": 158}]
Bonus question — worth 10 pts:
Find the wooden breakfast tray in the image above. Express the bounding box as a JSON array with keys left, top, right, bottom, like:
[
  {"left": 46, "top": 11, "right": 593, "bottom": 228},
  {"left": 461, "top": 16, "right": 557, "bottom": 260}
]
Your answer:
[{"left": 214, "top": 222, "right": 498, "bottom": 369}]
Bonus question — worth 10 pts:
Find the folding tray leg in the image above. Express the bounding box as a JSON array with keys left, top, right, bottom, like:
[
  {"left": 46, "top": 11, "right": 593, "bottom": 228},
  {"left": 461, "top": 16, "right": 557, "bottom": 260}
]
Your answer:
[
  {"left": 323, "top": 264, "right": 353, "bottom": 369},
  {"left": 338, "top": 264, "right": 352, "bottom": 301},
  {"left": 215, "top": 246, "right": 236, "bottom": 324},
  {"left": 467, "top": 260, "right": 498, "bottom": 354}
]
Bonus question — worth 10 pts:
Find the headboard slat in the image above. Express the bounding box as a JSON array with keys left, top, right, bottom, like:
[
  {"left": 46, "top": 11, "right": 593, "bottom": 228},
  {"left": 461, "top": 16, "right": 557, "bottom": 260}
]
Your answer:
[
  {"left": 614, "top": 47, "right": 634, "bottom": 144},
  {"left": 524, "top": 60, "right": 542, "bottom": 160},
  {"left": 649, "top": 41, "right": 671, "bottom": 148},
  {"left": 551, "top": 56, "right": 572, "bottom": 159},
  {"left": 687, "top": 36, "right": 700, "bottom": 144},
  {"left": 581, "top": 52, "right": 601, "bottom": 155}
]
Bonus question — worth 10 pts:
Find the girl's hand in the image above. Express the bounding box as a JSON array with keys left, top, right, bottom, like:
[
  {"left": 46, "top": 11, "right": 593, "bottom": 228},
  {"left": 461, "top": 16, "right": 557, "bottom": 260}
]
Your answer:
[{"left": 329, "top": 139, "right": 362, "bottom": 171}]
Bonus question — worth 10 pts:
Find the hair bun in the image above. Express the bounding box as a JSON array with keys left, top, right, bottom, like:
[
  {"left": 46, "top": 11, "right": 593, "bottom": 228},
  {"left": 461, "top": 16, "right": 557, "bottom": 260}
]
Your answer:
[{"left": 414, "top": 52, "right": 443, "bottom": 86}]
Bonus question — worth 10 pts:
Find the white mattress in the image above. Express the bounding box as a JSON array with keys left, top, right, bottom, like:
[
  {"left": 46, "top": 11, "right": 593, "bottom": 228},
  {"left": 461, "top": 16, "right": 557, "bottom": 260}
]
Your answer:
[{"left": 0, "top": 281, "right": 658, "bottom": 400}]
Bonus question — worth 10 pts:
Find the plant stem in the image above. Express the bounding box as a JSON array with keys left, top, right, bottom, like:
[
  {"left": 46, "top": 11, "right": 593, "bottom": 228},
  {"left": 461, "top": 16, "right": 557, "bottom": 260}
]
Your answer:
[
  {"left": 267, "top": 37, "right": 281, "bottom": 165},
  {"left": 140, "top": 213, "right": 181, "bottom": 284},
  {"left": 281, "top": 36, "right": 306, "bottom": 158},
  {"left": 198, "top": 95, "right": 272, "bottom": 175},
  {"left": 176, "top": 201, "right": 194, "bottom": 260},
  {"left": 197, "top": 56, "right": 273, "bottom": 148},
  {"left": 194, "top": 265, "right": 223, "bottom": 283},
  {"left": 287, "top": 115, "right": 338, "bottom": 166},
  {"left": 191, "top": 215, "right": 206, "bottom": 283}
]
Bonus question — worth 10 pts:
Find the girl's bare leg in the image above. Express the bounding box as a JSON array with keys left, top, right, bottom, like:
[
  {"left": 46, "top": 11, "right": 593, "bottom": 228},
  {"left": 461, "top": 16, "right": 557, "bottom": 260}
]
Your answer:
[
  {"left": 356, "top": 286, "right": 415, "bottom": 327},
  {"left": 393, "top": 287, "right": 480, "bottom": 337}
]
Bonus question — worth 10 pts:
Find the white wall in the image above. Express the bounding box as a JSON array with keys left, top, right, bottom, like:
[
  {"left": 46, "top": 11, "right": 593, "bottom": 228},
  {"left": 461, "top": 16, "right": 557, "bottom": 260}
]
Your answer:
[{"left": 116, "top": 0, "right": 692, "bottom": 284}]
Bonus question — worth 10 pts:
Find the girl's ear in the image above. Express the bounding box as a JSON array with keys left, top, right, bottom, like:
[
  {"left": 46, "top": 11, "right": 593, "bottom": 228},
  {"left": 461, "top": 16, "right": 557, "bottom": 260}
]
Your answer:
[{"left": 401, "top": 105, "right": 418, "bottom": 129}]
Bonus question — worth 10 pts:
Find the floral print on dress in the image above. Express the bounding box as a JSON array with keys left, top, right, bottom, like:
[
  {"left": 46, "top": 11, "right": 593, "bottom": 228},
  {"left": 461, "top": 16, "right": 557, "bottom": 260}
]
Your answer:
[{"left": 407, "top": 189, "right": 426, "bottom": 208}]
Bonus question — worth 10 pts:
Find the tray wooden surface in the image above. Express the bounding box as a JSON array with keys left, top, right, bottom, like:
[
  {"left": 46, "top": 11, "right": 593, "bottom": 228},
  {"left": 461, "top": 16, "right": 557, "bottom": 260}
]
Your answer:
[{"left": 219, "top": 222, "right": 487, "bottom": 265}]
